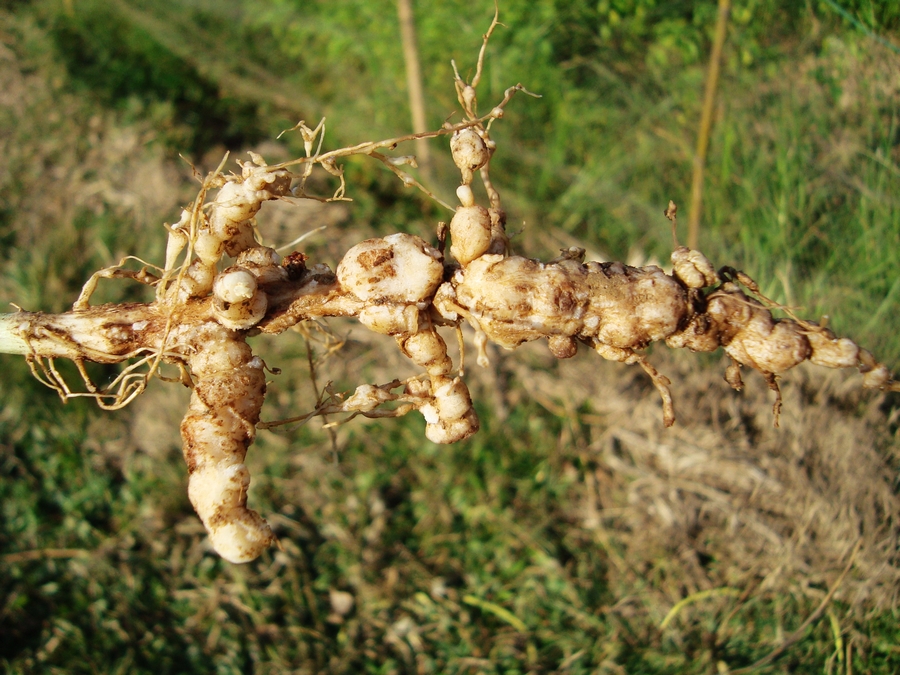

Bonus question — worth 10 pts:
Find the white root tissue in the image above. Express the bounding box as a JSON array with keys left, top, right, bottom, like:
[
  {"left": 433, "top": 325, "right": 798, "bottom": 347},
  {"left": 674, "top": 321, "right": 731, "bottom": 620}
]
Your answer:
[{"left": 181, "top": 324, "right": 273, "bottom": 563}]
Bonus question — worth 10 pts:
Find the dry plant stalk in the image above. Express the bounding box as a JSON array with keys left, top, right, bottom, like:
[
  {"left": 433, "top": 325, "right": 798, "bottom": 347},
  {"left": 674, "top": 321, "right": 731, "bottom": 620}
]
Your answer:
[{"left": 0, "top": 11, "right": 896, "bottom": 563}]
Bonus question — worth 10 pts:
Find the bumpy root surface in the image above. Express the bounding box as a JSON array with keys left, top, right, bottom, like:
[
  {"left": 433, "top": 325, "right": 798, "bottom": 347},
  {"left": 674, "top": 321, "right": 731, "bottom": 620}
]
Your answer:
[
  {"left": 434, "top": 244, "right": 897, "bottom": 428},
  {"left": 180, "top": 323, "right": 273, "bottom": 563},
  {"left": 336, "top": 233, "right": 479, "bottom": 443}
]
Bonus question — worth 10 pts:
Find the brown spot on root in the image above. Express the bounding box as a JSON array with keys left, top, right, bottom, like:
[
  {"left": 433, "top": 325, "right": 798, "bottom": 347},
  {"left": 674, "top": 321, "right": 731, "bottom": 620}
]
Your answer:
[
  {"left": 357, "top": 248, "right": 394, "bottom": 272},
  {"left": 553, "top": 287, "right": 577, "bottom": 314},
  {"left": 282, "top": 251, "right": 308, "bottom": 280}
]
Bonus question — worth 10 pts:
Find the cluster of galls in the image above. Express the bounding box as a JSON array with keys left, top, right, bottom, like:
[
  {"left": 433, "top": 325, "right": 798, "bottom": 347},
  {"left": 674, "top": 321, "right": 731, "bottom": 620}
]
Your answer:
[
  {"left": 337, "top": 233, "right": 478, "bottom": 444},
  {"left": 330, "top": 123, "right": 505, "bottom": 446},
  {"left": 160, "top": 139, "right": 897, "bottom": 563},
  {"left": 164, "top": 155, "right": 294, "bottom": 563}
]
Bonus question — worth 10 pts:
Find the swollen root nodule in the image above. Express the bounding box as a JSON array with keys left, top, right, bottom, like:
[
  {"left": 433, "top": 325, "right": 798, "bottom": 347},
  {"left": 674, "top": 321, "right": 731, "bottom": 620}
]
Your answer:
[
  {"left": 2, "top": 10, "right": 897, "bottom": 562},
  {"left": 181, "top": 324, "right": 272, "bottom": 564}
]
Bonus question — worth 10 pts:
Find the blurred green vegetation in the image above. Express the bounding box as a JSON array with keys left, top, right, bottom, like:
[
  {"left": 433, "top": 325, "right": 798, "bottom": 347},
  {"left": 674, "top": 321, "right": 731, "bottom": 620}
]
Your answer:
[{"left": 1, "top": 0, "right": 899, "bottom": 672}]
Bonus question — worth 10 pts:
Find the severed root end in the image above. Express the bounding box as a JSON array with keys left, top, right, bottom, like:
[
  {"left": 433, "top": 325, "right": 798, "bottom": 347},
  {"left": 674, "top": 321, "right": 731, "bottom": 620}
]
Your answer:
[{"left": 725, "top": 358, "right": 744, "bottom": 391}]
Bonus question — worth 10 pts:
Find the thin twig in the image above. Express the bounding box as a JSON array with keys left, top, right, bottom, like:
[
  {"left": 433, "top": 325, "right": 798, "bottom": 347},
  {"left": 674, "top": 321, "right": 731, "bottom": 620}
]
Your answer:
[
  {"left": 305, "top": 336, "right": 339, "bottom": 464},
  {"left": 272, "top": 86, "right": 526, "bottom": 172},
  {"left": 396, "top": 0, "right": 433, "bottom": 182},
  {"left": 471, "top": 1, "right": 502, "bottom": 91},
  {"left": 687, "top": 0, "right": 730, "bottom": 250}
]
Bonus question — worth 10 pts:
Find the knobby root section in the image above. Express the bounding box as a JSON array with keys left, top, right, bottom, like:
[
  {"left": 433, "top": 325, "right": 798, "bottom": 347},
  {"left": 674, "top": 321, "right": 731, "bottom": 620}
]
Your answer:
[{"left": 1, "top": 12, "right": 896, "bottom": 562}]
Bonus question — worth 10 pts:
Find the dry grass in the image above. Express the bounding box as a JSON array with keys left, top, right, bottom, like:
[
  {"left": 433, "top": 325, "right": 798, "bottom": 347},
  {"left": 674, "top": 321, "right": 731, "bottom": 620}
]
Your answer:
[
  {"left": 0, "top": 11, "right": 187, "bottom": 311},
  {"left": 511, "top": 346, "right": 900, "bottom": 610}
]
